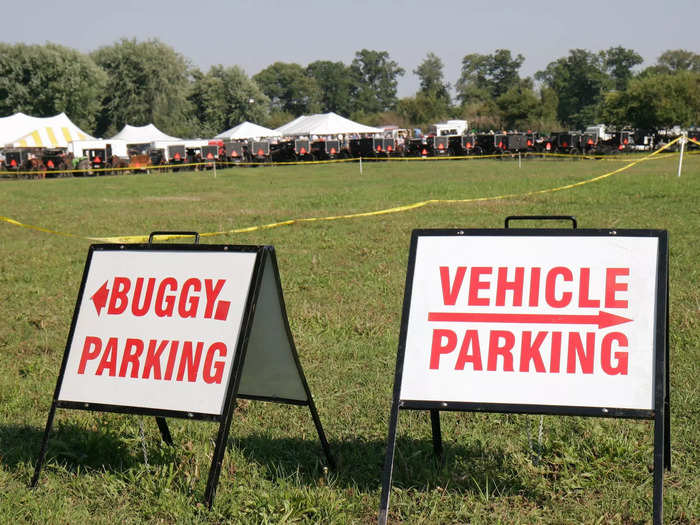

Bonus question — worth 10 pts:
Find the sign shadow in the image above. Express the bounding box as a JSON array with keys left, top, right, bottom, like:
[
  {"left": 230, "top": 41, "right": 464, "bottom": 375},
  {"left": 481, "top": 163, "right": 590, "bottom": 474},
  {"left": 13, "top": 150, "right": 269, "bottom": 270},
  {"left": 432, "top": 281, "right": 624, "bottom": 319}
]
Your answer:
[
  {"left": 1, "top": 422, "right": 144, "bottom": 474},
  {"left": 231, "top": 431, "right": 527, "bottom": 498}
]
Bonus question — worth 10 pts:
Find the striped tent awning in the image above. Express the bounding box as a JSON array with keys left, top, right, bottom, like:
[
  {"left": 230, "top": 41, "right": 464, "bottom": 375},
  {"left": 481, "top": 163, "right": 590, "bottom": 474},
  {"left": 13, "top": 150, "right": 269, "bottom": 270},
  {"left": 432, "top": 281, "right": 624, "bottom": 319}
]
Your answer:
[
  {"left": 0, "top": 112, "right": 94, "bottom": 148},
  {"left": 15, "top": 126, "right": 91, "bottom": 148}
]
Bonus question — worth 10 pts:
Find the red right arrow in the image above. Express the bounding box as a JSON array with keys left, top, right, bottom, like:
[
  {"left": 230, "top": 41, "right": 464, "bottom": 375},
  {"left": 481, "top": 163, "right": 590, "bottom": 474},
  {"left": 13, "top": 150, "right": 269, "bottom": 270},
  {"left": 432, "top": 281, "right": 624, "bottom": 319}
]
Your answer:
[
  {"left": 427, "top": 310, "right": 632, "bottom": 329},
  {"left": 91, "top": 281, "right": 109, "bottom": 316}
]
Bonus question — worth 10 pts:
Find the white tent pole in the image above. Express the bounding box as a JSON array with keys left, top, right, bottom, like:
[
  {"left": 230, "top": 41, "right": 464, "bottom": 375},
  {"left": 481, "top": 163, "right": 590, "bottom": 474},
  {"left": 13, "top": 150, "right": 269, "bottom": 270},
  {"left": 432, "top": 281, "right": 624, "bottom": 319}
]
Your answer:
[
  {"left": 360, "top": 156, "right": 363, "bottom": 175},
  {"left": 677, "top": 132, "right": 687, "bottom": 177}
]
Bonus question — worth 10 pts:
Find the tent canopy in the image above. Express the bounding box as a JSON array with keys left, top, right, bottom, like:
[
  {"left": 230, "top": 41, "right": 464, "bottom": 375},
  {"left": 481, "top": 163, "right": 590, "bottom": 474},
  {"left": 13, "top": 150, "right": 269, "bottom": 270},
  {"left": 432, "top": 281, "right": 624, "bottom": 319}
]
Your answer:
[
  {"left": 110, "top": 123, "right": 180, "bottom": 142},
  {"left": 273, "top": 115, "right": 310, "bottom": 136},
  {"left": 215, "top": 121, "right": 279, "bottom": 140},
  {"left": 273, "top": 112, "right": 382, "bottom": 137},
  {"left": 0, "top": 112, "right": 94, "bottom": 148}
]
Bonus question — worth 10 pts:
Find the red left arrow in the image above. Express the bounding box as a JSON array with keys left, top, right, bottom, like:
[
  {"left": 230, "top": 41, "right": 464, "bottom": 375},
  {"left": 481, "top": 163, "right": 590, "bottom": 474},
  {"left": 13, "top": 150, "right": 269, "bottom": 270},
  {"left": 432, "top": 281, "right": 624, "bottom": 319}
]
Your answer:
[
  {"left": 427, "top": 310, "right": 632, "bottom": 329},
  {"left": 91, "top": 281, "right": 109, "bottom": 316}
]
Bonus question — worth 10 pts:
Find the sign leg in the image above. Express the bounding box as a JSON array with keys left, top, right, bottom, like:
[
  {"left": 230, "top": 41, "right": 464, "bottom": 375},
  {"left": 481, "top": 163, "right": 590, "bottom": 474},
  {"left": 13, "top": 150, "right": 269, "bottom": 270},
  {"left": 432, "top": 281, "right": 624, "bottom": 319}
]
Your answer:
[
  {"left": 652, "top": 411, "right": 665, "bottom": 525},
  {"left": 664, "top": 383, "right": 671, "bottom": 471},
  {"left": 203, "top": 409, "right": 236, "bottom": 509},
  {"left": 155, "top": 417, "right": 173, "bottom": 446},
  {"left": 307, "top": 398, "right": 335, "bottom": 470},
  {"left": 30, "top": 402, "right": 57, "bottom": 488},
  {"left": 429, "top": 409, "right": 443, "bottom": 462},
  {"left": 378, "top": 402, "right": 401, "bottom": 525},
  {"left": 664, "top": 284, "right": 671, "bottom": 471}
]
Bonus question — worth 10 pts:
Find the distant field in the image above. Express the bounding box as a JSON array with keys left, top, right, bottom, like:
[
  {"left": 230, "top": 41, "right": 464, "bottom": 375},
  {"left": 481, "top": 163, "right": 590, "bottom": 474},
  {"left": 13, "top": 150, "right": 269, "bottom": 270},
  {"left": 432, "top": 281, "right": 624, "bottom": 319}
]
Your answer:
[{"left": 1, "top": 155, "right": 698, "bottom": 524}]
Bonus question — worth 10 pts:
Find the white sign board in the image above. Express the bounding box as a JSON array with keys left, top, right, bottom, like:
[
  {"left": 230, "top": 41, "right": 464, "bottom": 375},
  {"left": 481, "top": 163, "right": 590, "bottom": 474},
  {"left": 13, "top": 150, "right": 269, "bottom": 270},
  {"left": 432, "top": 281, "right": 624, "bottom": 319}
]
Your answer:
[
  {"left": 58, "top": 249, "right": 257, "bottom": 416},
  {"left": 399, "top": 234, "right": 660, "bottom": 410}
]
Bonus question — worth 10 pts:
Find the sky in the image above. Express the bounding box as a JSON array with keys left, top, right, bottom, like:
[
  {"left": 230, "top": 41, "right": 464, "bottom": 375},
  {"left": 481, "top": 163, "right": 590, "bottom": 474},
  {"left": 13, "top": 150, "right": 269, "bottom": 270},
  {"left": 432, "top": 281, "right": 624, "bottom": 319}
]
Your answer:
[{"left": 3, "top": 0, "right": 698, "bottom": 97}]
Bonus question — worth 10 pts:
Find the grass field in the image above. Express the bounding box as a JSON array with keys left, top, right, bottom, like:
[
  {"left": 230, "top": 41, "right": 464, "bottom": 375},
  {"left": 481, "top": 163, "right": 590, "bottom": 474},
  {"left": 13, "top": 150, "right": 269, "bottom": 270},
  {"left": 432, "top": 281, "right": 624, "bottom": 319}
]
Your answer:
[{"left": 1, "top": 154, "right": 698, "bottom": 524}]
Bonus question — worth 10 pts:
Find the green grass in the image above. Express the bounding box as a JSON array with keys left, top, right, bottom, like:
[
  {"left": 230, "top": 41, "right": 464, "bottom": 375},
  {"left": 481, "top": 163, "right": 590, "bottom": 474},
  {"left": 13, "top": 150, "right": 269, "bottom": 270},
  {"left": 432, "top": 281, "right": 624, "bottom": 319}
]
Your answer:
[{"left": 1, "top": 155, "right": 698, "bottom": 524}]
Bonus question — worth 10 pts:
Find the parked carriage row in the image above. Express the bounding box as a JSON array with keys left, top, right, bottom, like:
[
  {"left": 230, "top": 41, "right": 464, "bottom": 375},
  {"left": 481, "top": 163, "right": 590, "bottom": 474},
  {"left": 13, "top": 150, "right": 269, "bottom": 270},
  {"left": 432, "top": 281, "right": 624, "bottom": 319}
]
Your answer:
[
  {"left": 1, "top": 126, "right": 697, "bottom": 177},
  {"left": 217, "top": 126, "right": 689, "bottom": 165}
]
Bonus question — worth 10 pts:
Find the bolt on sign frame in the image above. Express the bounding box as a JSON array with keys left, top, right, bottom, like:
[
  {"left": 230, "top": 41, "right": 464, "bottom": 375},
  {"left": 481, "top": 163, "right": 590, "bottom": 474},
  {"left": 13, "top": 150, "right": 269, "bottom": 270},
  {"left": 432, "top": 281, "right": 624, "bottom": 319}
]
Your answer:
[
  {"left": 32, "top": 233, "right": 334, "bottom": 508},
  {"left": 379, "top": 219, "right": 669, "bottom": 524}
]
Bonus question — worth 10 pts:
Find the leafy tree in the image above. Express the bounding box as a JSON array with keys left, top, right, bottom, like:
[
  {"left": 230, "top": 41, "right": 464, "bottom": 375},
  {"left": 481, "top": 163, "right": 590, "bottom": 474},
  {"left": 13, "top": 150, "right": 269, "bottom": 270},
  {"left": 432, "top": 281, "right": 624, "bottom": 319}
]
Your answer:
[
  {"left": 398, "top": 52, "right": 452, "bottom": 125},
  {"left": 535, "top": 49, "right": 608, "bottom": 128},
  {"left": 533, "top": 86, "right": 561, "bottom": 132},
  {"left": 458, "top": 99, "right": 502, "bottom": 131},
  {"left": 455, "top": 53, "right": 490, "bottom": 104},
  {"left": 189, "top": 65, "right": 269, "bottom": 137},
  {"left": 495, "top": 79, "right": 540, "bottom": 129},
  {"left": 92, "top": 38, "right": 193, "bottom": 137},
  {"left": 414, "top": 52, "right": 450, "bottom": 105},
  {"left": 456, "top": 49, "right": 525, "bottom": 103},
  {"left": 350, "top": 49, "right": 405, "bottom": 113},
  {"left": 306, "top": 60, "right": 357, "bottom": 116},
  {"left": 0, "top": 43, "right": 107, "bottom": 133},
  {"left": 264, "top": 110, "right": 296, "bottom": 130},
  {"left": 602, "top": 46, "right": 643, "bottom": 91},
  {"left": 253, "top": 62, "right": 320, "bottom": 116},
  {"left": 396, "top": 93, "right": 450, "bottom": 127},
  {"left": 600, "top": 71, "right": 700, "bottom": 129},
  {"left": 455, "top": 53, "right": 486, "bottom": 105},
  {"left": 657, "top": 49, "right": 700, "bottom": 73}
]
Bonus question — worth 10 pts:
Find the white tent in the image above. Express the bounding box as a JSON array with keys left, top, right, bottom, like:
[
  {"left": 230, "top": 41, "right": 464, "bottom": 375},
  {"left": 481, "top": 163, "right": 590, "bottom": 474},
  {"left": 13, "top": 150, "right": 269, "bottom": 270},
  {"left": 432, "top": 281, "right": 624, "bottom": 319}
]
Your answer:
[
  {"left": 274, "top": 112, "right": 382, "bottom": 137},
  {"left": 110, "top": 123, "right": 180, "bottom": 142},
  {"left": 0, "top": 112, "right": 94, "bottom": 148},
  {"left": 215, "top": 121, "right": 279, "bottom": 140},
  {"left": 273, "top": 115, "right": 311, "bottom": 136}
]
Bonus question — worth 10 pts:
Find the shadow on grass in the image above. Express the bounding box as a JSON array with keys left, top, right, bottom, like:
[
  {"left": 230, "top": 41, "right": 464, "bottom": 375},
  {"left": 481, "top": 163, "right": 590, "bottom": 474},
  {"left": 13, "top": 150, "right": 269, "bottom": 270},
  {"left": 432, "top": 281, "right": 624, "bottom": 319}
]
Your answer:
[
  {"left": 230, "top": 432, "right": 530, "bottom": 498},
  {"left": 2, "top": 420, "right": 530, "bottom": 501},
  {"left": 0, "top": 421, "right": 145, "bottom": 473}
]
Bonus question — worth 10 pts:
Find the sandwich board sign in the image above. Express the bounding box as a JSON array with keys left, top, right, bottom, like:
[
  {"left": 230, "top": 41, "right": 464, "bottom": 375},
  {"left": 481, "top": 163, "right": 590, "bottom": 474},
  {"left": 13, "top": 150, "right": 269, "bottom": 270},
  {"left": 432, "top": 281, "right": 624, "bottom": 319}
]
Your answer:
[
  {"left": 379, "top": 222, "right": 669, "bottom": 524},
  {"left": 32, "top": 236, "right": 334, "bottom": 508}
]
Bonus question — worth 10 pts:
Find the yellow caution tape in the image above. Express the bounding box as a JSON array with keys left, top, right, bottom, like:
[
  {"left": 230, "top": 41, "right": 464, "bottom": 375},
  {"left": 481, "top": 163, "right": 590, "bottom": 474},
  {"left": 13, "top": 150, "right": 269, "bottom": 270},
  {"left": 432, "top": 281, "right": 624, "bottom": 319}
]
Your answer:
[
  {"left": 0, "top": 137, "right": 683, "bottom": 243},
  {"left": 0, "top": 215, "right": 87, "bottom": 240}
]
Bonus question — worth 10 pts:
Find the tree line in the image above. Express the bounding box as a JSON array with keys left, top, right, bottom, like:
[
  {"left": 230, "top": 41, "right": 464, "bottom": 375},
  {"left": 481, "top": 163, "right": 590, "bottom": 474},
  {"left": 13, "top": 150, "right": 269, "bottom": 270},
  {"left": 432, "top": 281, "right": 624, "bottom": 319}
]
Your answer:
[{"left": 0, "top": 39, "right": 697, "bottom": 139}]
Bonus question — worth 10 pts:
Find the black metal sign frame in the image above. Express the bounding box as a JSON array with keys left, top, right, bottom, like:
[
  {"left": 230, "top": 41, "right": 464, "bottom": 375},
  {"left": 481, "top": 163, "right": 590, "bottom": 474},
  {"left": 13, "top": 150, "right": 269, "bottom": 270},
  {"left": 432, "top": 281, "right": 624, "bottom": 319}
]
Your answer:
[
  {"left": 31, "top": 236, "right": 334, "bottom": 509},
  {"left": 379, "top": 224, "right": 669, "bottom": 524}
]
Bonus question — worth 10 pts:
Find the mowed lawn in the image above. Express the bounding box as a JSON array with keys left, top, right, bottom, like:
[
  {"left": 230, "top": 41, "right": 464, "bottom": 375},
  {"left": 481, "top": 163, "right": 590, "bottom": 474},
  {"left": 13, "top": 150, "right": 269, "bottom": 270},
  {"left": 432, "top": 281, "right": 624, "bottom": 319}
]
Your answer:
[{"left": 1, "top": 154, "right": 698, "bottom": 524}]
